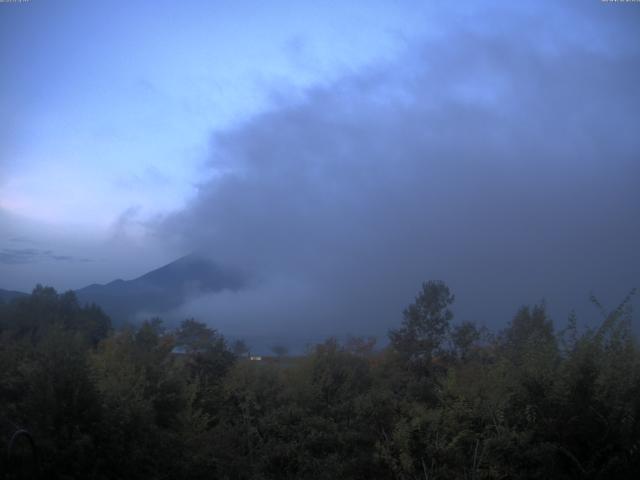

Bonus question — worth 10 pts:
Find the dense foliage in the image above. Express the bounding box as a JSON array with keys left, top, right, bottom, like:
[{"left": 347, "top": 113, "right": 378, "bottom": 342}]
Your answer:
[{"left": 1, "top": 282, "right": 638, "bottom": 479}]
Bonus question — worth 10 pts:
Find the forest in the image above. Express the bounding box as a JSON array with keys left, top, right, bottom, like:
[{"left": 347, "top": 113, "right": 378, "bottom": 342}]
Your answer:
[{"left": 1, "top": 282, "right": 639, "bottom": 479}]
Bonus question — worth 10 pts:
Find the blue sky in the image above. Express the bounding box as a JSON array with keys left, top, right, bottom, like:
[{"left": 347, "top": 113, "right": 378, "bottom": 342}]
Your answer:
[
  {"left": 1, "top": 0, "right": 434, "bottom": 287},
  {"left": 1, "top": 0, "right": 425, "bottom": 226},
  {"left": 1, "top": 1, "right": 639, "bottom": 337}
]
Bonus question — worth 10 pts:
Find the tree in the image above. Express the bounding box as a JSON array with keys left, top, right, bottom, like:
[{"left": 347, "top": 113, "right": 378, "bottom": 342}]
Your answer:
[
  {"left": 344, "top": 335, "right": 377, "bottom": 357},
  {"left": 232, "top": 339, "right": 250, "bottom": 357},
  {"left": 389, "top": 280, "right": 454, "bottom": 365},
  {"left": 0, "top": 285, "right": 110, "bottom": 346},
  {"left": 501, "top": 304, "right": 556, "bottom": 365},
  {"left": 271, "top": 344, "right": 289, "bottom": 358},
  {"left": 450, "top": 321, "right": 483, "bottom": 361},
  {"left": 175, "top": 318, "right": 220, "bottom": 353},
  {"left": 174, "top": 319, "right": 236, "bottom": 416}
]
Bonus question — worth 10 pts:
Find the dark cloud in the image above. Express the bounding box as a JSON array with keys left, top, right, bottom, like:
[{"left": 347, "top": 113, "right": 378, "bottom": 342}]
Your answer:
[
  {"left": 158, "top": 5, "right": 640, "bottom": 339},
  {"left": 0, "top": 248, "right": 91, "bottom": 265}
]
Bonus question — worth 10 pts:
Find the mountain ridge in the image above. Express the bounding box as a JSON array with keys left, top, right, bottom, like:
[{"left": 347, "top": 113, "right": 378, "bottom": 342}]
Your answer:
[
  {"left": 75, "top": 253, "right": 246, "bottom": 323},
  {"left": 0, "top": 288, "right": 28, "bottom": 303},
  {"left": 1, "top": 254, "right": 246, "bottom": 323}
]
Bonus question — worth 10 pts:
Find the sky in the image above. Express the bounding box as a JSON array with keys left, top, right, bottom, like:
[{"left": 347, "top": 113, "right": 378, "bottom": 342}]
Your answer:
[{"left": 1, "top": 0, "right": 639, "bottom": 339}]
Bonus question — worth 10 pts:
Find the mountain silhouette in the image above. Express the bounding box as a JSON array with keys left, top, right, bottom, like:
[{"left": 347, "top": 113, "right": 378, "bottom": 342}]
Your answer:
[
  {"left": 0, "top": 288, "right": 28, "bottom": 303},
  {"left": 75, "top": 253, "right": 246, "bottom": 323}
]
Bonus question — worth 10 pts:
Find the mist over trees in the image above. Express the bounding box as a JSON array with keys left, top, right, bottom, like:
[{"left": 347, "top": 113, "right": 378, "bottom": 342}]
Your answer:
[{"left": 1, "top": 282, "right": 639, "bottom": 479}]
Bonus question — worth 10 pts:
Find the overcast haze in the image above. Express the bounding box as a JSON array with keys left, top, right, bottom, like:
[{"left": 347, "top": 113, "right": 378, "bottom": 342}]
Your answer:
[{"left": 1, "top": 1, "right": 639, "bottom": 339}]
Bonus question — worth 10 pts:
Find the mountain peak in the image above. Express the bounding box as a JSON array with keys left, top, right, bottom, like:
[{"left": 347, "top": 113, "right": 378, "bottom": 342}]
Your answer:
[{"left": 75, "top": 254, "right": 246, "bottom": 324}]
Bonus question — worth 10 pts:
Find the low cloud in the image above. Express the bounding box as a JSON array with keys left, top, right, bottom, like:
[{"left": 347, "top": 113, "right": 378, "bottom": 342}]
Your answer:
[
  {"left": 158, "top": 5, "right": 639, "bottom": 338},
  {"left": 0, "top": 248, "right": 92, "bottom": 265}
]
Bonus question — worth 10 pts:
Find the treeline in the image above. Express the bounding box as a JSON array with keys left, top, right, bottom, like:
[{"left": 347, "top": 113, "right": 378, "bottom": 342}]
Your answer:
[{"left": 0, "top": 282, "right": 639, "bottom": 479}]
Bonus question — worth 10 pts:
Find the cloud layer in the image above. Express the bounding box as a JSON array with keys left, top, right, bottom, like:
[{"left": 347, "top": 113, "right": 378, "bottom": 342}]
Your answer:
[
  {"left": 159, "top": 5, "right": 640, "bottom": 338},
  {"left": 0, "top": 247, "right": 91, "bottom": 265}
]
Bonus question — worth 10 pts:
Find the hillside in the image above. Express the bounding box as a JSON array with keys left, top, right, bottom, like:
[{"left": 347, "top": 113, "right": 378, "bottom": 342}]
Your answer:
[
  {"left": 75, "top": 253, "right": 246, "bottom": 323},
  {"left": 0, "top": 288, "right": 28, "bottom": 303}
]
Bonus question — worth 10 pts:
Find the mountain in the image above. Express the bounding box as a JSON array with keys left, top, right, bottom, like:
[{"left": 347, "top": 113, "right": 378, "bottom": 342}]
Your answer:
[
  {"left": 0, "top": 288, "right": 28, "bottom": 303},
  {"left": 75, "top": 253, "right": 246, "bottom": 323}
]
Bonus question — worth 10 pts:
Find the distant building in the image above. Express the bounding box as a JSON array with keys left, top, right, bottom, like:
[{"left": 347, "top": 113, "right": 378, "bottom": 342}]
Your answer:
[{"left": 249, "top": 355, "right": 262, "bottom": 361}]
